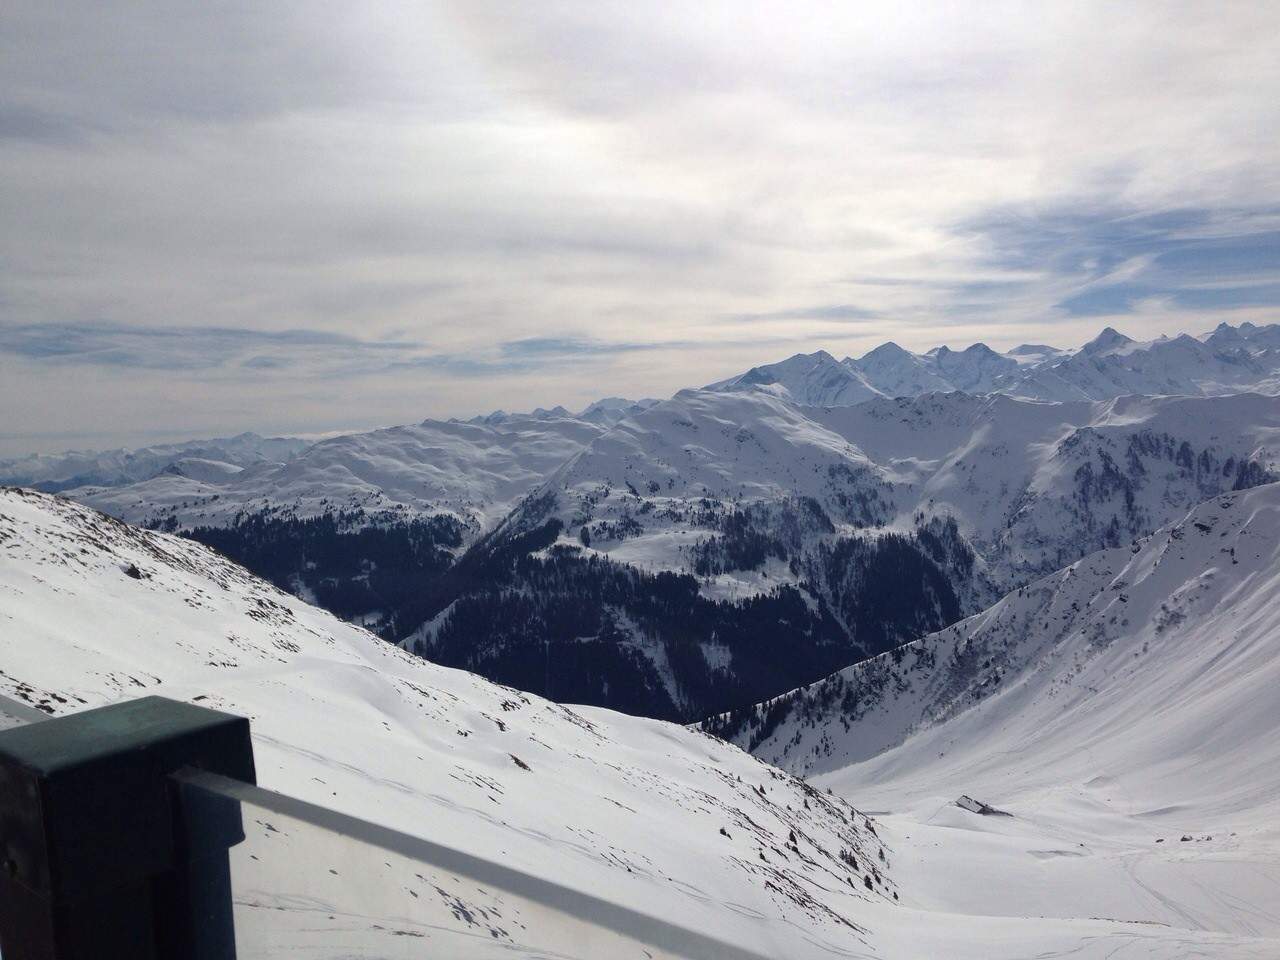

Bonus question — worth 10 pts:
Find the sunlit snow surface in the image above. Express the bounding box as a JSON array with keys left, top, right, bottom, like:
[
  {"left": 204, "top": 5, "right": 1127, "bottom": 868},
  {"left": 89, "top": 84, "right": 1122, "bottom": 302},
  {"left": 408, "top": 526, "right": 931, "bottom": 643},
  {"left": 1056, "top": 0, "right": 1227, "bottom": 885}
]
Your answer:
[
  {"left": 721, "top": 484, "right": 1280, "bottom": 957},
  {"left": 0, "top": 487, "right": 892, "bottom": 959}
]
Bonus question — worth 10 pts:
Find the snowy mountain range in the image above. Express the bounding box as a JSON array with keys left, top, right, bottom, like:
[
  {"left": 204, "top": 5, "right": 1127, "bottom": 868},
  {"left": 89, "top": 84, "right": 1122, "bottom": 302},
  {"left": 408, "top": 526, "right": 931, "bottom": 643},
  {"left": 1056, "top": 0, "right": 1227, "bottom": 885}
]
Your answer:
[
  {"left": 11, "top": 320, "right": 1280, "bottom": 723},
  {"left": 71, "top": 403, "right": 657, "bottom": 533},
  {"left": 709, "top": 321, "right": 1280, "bottom": 406},
  {"left": 402, "top": 389, "right": 1279, "bottom": 720},
  {"left": 4, "top": 320, "right": 1279, "bottom": 957},
  {"left": 0, "top": 485, "right": 895, "bottom": 958},
  {"left": 52, "top": 320, "right": 1280, "bottom": 534}
]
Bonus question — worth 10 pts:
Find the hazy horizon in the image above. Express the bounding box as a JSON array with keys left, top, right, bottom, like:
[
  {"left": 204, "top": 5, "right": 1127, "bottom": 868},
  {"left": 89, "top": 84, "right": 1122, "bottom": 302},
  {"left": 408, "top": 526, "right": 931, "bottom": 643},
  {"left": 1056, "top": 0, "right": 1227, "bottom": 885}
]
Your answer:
[{"left": 0, "top": 318, "right": 1257, "bottom": 457}]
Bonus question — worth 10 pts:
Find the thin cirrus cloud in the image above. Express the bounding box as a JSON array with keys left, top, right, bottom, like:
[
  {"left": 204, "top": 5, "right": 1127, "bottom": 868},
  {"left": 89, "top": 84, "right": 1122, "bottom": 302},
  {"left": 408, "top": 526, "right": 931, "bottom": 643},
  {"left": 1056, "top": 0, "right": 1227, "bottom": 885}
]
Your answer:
[
  {"left": 727, "top": 305, "right": 881, "bottom": 324},
  {"left": 388, "top": 336, "right": 688, "bottom": 378},
  {"left": 0, "top": 321, "right": 691, "bottom": 379},
  {"left": 1, "top": 0, "right": 1278, "bottom": 453},
  {"left": 956, "top": 206, "right": 1280, "bottom": 319},
  {"left": 0, "top": 321, "right": 417, "bottom": 373},
  {"left": 498, "top": 337, "right": 660, "bottom": 359}
]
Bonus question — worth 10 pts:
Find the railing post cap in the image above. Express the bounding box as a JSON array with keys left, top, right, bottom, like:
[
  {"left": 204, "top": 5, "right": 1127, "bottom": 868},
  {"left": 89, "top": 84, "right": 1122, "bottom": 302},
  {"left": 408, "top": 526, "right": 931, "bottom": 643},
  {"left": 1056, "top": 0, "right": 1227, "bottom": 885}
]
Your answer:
[{"left": 0, "top": 696, "right": 255, "bottom": 899}]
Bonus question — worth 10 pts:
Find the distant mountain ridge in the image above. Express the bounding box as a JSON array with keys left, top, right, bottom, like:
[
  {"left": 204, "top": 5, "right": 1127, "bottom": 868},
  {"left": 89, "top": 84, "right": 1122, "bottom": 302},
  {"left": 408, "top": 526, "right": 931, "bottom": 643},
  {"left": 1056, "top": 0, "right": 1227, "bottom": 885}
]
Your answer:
[
  {"left": 59, "top": 401, "right": 658, "bottom": 633},
  {"left": 65, "top": 400, "right": 659, "bottom": 532},
  {"left": 0, "top": 432, "right": 310, "bottom": 493},
  {"left": 11, "top": 320, "right": 1278, "bottom": 502},
  {"left": 708, "top": 321, "right": 1280, "bottom": 406}
]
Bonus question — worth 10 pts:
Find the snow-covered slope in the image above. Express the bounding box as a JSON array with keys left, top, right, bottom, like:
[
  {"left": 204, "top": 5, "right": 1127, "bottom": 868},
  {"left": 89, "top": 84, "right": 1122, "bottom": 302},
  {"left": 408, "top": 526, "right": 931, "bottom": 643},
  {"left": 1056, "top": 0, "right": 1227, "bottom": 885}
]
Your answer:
[
  {"left": 0, "top": 486, "right": 895, "bottom": 958},
  {"left": 5, "top": 487, "right": 1271, "bottom": 957},
  {"left": 709, "top": 321, "right": 1280, "bottom": 407},
  {"left": 0, "top": 432, "right": 309, "bottom": 493},
  {"left": 711, "top": 482, "right": 1280, "bottom": 787},
  {"left": 707, "top": 484, "right": 1280, "bottom": 957}
]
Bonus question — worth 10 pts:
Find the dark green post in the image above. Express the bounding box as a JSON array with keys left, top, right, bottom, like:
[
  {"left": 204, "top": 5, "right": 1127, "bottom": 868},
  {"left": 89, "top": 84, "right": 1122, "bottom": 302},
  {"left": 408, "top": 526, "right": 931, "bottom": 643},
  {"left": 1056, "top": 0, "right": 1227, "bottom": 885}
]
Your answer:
[{"left": 0, "top": 696, "right": 256, "bottom": 960}]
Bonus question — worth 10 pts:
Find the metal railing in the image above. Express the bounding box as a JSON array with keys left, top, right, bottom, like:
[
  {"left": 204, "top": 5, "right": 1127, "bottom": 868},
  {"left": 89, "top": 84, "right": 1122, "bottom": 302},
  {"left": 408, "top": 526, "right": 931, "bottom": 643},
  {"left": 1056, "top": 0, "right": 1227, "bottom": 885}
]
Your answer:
[
  {"left": 0, "top": 695, "right": 49, "bottom": 730},
  {"left": 0, "top": 694, "right": 773, "bottom": 960}
]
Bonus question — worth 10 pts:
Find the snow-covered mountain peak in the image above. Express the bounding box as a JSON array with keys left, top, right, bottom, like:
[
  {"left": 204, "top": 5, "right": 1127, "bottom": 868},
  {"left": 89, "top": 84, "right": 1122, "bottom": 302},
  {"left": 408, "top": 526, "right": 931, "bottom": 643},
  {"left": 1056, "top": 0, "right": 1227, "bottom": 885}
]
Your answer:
[
  {"left": 843, "top": 343, "right": 953, "bottom": 398},
  {"left": 1006, "top": 342, "right": 1062, "bottom": 356},
  {"left": 577, "top": 396, "right": 660, "bottom": 424},
  {"left": 733, "top": 351, "right": 840, "bottom": 385},
  {"left": 1081, "top": 325, "right": 1135, "bottom": 355},
  {"left": 856, "top": 340, "right": 911, "bottom": 361},
  {"left": 578, "top": 396, "right": 636, "bottom": 417},
  {"left": 929, "top": 341, "right": 1019, "bottom": 391},
  {"left": 937, "top": 342, "right": 993, "bottom": 357},
  {"left": 1205, "top": 322, "right": 1248, "bottom": 346},
  {"left": 707, "top": 350, "right": 881, "bottom": 406}
]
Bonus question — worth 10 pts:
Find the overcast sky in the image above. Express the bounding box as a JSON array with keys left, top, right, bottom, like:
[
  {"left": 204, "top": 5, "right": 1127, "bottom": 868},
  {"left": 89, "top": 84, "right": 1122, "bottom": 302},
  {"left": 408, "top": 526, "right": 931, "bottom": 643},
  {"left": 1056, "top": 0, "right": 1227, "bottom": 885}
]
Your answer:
[{"left": 3, "top": 1, "right": 1278, "bottom": 454}]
